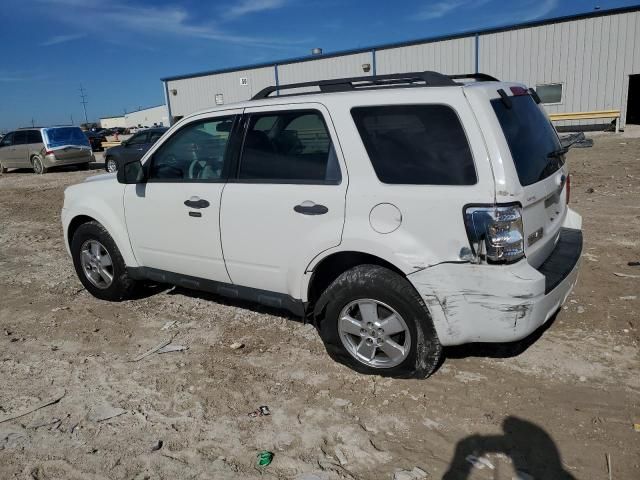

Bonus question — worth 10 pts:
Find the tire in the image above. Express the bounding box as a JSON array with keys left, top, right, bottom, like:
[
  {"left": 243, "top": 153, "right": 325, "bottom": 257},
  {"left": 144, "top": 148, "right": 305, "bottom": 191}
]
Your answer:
[
  {"left": 70, "top": 221, "right": 137, "bottom": 301},
  {"left": 105, "top": 157, "right": 118, "bottom": 173},
  {"left": 315, "top": 264, "right": 442, "bottom": 378},
  {"left": 32, "top": 156, "right": 47, "bottom": 174}
]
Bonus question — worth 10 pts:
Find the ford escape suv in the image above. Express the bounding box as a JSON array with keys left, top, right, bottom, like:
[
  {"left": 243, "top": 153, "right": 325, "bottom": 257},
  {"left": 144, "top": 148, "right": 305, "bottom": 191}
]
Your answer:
[
  {"left": 61, "top": 71, "right": 582, "bottom": 378},
  {"left": 0, "top": 127, "right": 93, "bottom": 174}
]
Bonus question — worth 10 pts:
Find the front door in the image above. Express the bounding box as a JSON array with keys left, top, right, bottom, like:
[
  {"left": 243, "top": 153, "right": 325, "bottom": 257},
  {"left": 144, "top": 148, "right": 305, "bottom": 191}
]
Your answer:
[
  {"left": 220, "top": 103, "right": 347, "bottom": 297},
  {"left": 124, "top": 112, "right": 241, "bottom": 281},
  {"left": 0, "top": 132, "right": 17, "bottom": 167}
]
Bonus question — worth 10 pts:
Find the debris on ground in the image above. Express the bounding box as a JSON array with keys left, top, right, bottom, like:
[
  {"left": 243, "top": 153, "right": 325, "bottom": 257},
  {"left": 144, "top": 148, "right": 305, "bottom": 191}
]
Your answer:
[
  {"left": 634, "top": 423, "right": 640, "bottom": 432},
  {"left": 248, "top": 405, "right": 271, "bottom": 418},
  {"left": 0, "top": 390, "right": 66, "bottom": 424},
  {"left": 613, "top": 272, "right": 640, "bottom": 279},
  {"left": 334, "top": 446, "right": 348, "bottom": 465},
  {"left": 628, "top": 261, "right": 640, "bottom": 267},
  {"left": 151, "top": 440, "right": 163, "bottom": 451},
  {"left": 156, "top": 344, "right": 187, "bottom": 354},
  {"left": 586, "top": 187, "right": 595, "bottom": 193},
  {"left": 465, "top": 454, "right": 495, "bottom": 470},
  {"left": 230, "top": 342, "right": 244, "bottom": 350},
  {"left": 88, "top": 405, "right": 127, "bottom": 423},
  {"left": 131, "top": 338, "right": 173, "bottom": 361},
  {"left": 619, "top": 296, "right": 637, "bottom": 300},
  {"left": 160, "top": 320, "right": 178, "bottom": 330},
  {"left": 51, "top": 306, "right": 69, "bottom": 312},
  {"left": 393, "top": 466, "right": 428, "bottom": 480},
  {"left": 256, "top": 450, "right": 274, "bottom": 467}
]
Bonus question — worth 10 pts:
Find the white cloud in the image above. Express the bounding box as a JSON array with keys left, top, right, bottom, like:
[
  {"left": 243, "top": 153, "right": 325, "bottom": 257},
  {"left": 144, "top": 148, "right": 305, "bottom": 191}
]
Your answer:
[
  {"left": 40, "top": 33, "right": 86, "bottom": 46},
  {"left": 224, "top": 0, "right": 288, "bottom": 20},
  {"left": 415, "top": 0, "right": 467, "bottom": 20},
  {"left": 35, "top": 0, "right": 309, "bottom": 49}
]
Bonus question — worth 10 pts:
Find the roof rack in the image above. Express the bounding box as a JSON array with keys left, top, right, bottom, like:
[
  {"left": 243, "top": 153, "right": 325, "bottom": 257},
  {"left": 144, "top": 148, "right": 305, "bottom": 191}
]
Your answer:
[{"left": 252, "top": 71, "right": 499, "bottom": 100}]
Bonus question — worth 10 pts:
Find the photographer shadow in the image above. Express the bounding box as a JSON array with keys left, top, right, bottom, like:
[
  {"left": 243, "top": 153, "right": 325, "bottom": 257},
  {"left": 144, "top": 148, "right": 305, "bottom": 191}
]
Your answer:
[{"left": 443, "top": 416, "right": 576, "bottom": 479}]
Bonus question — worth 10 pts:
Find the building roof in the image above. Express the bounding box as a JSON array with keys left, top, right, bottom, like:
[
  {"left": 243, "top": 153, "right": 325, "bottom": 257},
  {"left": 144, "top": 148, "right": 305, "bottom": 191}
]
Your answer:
[
  {"left": 124, "top": 104, "right": 167, "bottom": 115},
  {"left": 161, "top": 5, "right": 640, "bottom": 82}
]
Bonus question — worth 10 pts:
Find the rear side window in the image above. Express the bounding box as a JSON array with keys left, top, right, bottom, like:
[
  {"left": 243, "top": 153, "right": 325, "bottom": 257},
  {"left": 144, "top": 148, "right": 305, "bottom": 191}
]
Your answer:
[
  {"left": 43, "top": 127, "right": 90, "bottom": 148},
  {"left": 14, "top": 131, "right": 28, "bottom": 145},
  {"left": 238, "top": 110, "right": 341, "bottom": 184},
  {"left": 491, "top": 95, "right": 563, "bottom": 186},
  {"left": 351, "top": 105, "right": 476, "bottom": 185},
  {"left": 27, "top": 130, "right": 43, "bottom": 144}
]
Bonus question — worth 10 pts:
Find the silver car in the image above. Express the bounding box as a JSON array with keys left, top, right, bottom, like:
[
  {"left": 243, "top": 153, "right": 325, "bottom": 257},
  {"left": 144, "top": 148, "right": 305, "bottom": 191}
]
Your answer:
[{"left": 0, "top": 127, "right": 94, "bottom": 174}]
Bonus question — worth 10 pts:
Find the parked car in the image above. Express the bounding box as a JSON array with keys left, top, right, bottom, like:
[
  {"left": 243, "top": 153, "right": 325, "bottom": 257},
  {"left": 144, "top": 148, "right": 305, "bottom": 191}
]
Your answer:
[
  {"left": 0, "top": 126, "right": 93, "bottom": 174},
  {"left": 103, "top": 127, "right": 168, "bottom": 173},
  {"left": 61, "top": 71, "right": 583, "bottom": 378},
  {"left": 85, "top": 130, "right": 107, "bottom": 151}
]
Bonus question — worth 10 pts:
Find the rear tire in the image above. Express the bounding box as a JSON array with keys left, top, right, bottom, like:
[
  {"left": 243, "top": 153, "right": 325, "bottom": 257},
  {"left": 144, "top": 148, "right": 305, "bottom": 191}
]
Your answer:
[
  {"left": 314, "top": 264, "right": 442, "bottom": 378},
  {"left": 71, "top": 221, "right": 137, "bottom": 301},
  {"left": 31, "top": 156, "right": 47, "bottom": 174},
  {"left": 105, "top": 157, "right": 118, "bottom": 173}
]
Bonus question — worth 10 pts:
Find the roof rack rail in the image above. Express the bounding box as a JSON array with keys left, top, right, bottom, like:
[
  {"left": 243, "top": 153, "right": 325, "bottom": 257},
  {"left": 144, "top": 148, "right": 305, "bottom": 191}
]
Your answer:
[
  {"left": 449, "top": 73, "right": 500, "bottom": 82},
  {"left": 253, "top": 70, "right": 499, "bottom": 100}
]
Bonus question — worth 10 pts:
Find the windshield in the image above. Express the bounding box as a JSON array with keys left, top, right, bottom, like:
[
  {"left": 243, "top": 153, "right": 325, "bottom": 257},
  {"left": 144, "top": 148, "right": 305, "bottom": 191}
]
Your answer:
[
  {"left": 43, "top": 127, "right": 90, "bottom": 148},
  {"left": 491, "top": 95, "right": 563, "bottom": 186}
]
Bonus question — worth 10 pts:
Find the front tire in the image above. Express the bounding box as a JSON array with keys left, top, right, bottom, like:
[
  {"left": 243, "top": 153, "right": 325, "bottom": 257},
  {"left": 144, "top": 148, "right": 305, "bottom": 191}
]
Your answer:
[
  {"left": 32, "top": 156, "right": 48, "bottom": 174},
  {"left": 315, "top": 265, "right": 442, "bottom": 378},
  {"left": 105, "top": 157, "right": 118, "bottom": 173},
  {"left": 70, "top": 221, "right": 137, "bottom": 301}
]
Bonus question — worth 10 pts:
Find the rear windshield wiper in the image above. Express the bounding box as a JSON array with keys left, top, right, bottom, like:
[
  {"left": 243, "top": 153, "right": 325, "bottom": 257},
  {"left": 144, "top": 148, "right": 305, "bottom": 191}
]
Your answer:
[{"left": 547, "top": 146, "right": 568, "bottom": 159}]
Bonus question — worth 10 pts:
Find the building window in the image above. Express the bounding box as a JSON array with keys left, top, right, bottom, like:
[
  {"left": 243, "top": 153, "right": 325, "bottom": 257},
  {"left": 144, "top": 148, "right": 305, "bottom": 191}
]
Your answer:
[{"left": 535, "top": 83, "right": 563, "bottom": 104}]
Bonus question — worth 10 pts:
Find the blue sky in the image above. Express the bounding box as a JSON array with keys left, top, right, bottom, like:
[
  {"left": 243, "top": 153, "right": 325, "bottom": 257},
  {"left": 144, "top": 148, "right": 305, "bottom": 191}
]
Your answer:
[{"left": 0, "top": 0, "right": 638, "bottom": 131}]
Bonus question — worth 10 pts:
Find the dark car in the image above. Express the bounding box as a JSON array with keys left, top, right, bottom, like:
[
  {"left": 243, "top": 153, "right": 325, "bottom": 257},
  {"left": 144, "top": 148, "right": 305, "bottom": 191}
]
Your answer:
[
  {"left": 85, "top": 130, "right": 107, "bottom": 152},
  {"left": 104, "top": 127, "right": 168, "bottom": 173}
]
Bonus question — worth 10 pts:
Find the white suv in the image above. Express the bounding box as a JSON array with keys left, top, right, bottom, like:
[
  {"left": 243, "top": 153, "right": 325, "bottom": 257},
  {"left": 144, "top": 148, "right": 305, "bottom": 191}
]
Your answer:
[{"left": 62, "top": 71, "right": 582, "bottom": 378}]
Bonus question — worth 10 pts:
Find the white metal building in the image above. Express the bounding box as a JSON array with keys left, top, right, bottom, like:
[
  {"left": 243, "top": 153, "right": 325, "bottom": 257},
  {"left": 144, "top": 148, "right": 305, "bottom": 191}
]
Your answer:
[
  {"left": 99, "top": 116, "right": 126, "bottom": 129},
  {"left": 124, "top": 105, "right": 169, "bottom": 129},
  {"left": 161, "top": 6, "right": 640, "bottom": 129}
]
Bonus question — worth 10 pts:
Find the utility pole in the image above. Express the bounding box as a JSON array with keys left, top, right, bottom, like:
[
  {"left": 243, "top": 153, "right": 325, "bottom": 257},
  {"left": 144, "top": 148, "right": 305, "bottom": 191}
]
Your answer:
[
  {"left": 31, "top": 118, "right": 35, "bottom": 127},
  {"left": 70, "top": 114, "right": 74, "bottom": 125},
  {"left": 79, "top": 84, "right": 89, "bottom": 125}
]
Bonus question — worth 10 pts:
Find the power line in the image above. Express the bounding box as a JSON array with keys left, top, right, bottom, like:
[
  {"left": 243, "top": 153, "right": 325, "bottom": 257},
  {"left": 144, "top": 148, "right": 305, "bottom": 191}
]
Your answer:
[{"left": 79, "top": 84, "right": 89, "bottom": 124}]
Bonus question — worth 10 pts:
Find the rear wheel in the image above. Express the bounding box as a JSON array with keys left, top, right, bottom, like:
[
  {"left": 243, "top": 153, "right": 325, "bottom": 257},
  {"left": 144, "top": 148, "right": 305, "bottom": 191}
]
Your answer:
[
  {"left": 105, "top": 157, "right": 118, "bottom": 173},
  {"left": 31, "top": 156, "right": 47, "bottom": 174},
  {"left": 71, "top": 221, "right": 137, "bottom": 301},
  {"left": 315, "top": 264, "right": 442, "bottom": 378}
]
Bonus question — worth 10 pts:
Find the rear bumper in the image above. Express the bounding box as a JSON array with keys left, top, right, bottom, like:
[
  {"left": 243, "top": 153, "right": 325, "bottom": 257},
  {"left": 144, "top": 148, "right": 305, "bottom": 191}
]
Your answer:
[{"left": 409, "top": 222, "right": 582, "bottom": 346}]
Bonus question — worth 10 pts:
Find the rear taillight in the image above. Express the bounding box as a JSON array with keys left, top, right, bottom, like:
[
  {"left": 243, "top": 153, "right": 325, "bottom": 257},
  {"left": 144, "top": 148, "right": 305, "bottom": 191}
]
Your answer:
[
  {"left": 45, "top": 150, "right": 54, "bottom": 156},
  {"left": 464, "top": 205, "right": 525, "bottom": 263},
  {"left": 566, "top": 174, "right": 571, "bottom": 204}
]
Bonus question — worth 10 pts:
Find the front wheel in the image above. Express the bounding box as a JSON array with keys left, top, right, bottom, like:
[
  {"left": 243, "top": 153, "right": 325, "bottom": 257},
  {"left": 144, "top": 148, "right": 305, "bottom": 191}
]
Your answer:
[
  {"left": 315, "top": 265, "right": 442, "bottom": 378},
  {"left": 105, "top": 157, "right": 118, "bottom": 173},
  {"left": 70, "top": 221, "right": 137, "bottom": 301}
]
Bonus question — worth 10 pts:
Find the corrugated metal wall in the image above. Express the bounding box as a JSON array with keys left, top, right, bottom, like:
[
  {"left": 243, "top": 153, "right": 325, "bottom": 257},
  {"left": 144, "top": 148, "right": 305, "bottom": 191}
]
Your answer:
[
  {"left": 124, "top": 105, "right": 169, "bottom": 128},
  {"left": 479, "top": 10, "right": 640, "bottom": 126},
  {"left": 166, "top": 10, "right": 640, "bottom": 127},
  {"left": 376, "top": 37, "right": 474, "bottom": 75},
  {"left": 167, "top": 66, "right": 275, "bottom": 118}
]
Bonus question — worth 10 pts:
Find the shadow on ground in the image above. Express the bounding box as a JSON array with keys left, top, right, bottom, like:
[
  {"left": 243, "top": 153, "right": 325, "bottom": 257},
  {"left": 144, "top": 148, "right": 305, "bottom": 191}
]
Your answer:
[{"left": 442, "top": 416, "right": 576, "bottom": 479}]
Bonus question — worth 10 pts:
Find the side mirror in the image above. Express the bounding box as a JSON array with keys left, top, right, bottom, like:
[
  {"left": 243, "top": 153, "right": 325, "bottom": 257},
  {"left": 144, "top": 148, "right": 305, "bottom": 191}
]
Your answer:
[{"left": 117, "top": 159, "right": 145, "bottom": 184}]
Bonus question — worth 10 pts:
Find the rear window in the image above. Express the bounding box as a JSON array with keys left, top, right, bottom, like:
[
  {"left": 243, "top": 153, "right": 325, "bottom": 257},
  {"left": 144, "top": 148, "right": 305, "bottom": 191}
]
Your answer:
[
  {"left": 491, "top": 95, "right": 563, "bottom": 186},
  {"left": 351, "top": 105, "right": 476, "bottom": 185},
  {"left": 43, "top": 127, "right": 90, "bottom": 148}
]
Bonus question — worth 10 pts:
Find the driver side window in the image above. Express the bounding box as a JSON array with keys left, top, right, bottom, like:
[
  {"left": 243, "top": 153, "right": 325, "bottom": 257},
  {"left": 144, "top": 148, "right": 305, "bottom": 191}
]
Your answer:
[{"left": 148, "top": 117, "right": 233, "bottom": 182}]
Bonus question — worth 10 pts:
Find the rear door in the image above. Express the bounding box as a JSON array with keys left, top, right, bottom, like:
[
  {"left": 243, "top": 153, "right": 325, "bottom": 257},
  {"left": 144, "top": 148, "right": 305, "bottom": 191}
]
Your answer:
[
  {"left": 488, "top": 89, "right": 568, "bottom": 267},
  {"left": 12, "top": 131, "right": 29, "bottom": 167},
  {"left": 43, "top": 127, "right": 92, "bottom": 162},
  {"left": 220, "top": 103, "right": 347, "bottom": 297}
]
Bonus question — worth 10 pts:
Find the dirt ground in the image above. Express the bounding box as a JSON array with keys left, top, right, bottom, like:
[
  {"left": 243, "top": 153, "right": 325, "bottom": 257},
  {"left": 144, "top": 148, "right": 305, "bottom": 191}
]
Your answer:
[{"left": 0, "top": 136, "right": 638, "bottom": 480}]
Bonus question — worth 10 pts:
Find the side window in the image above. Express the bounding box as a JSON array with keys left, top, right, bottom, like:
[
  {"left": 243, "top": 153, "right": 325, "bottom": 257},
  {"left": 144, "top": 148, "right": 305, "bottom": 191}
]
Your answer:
[
  {"left": 0, "top": 132, "right": 14, "bottom": 147},
  {"left": 27, "top": 130, "right": 43, "bottom": 144},
  {"left": 238, "top": 110, "right": 340, "bottom": 183},
  {"left": 351, "top": 105, "right": 476, "bottom": 185},
  {"left": 148, "top": 131, "right": 164, "bottom": 144},
  {"left": 127, "top": 132, "right": 148, "bottom": 145},
  {"left": 149, "top": 117, "right": 233, "bottom": 181},
  {"left": 13, "top": 131, "right": 28, "bottom": 146}
]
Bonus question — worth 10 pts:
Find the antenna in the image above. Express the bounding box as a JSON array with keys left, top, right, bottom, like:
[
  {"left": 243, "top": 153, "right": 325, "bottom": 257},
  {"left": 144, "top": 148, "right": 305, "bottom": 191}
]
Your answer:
[{"left": 79, "top": 84, "right": 89, "bottom": 124}]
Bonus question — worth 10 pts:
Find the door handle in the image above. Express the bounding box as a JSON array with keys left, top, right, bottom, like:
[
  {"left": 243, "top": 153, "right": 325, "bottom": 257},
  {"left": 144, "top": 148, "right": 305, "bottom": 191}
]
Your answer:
[
  {"left": 184, "top": 197, "right": 210, "bottom": 209},
  {"left": 294, "top": 201, "right": 328, "bottom": 215}
]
